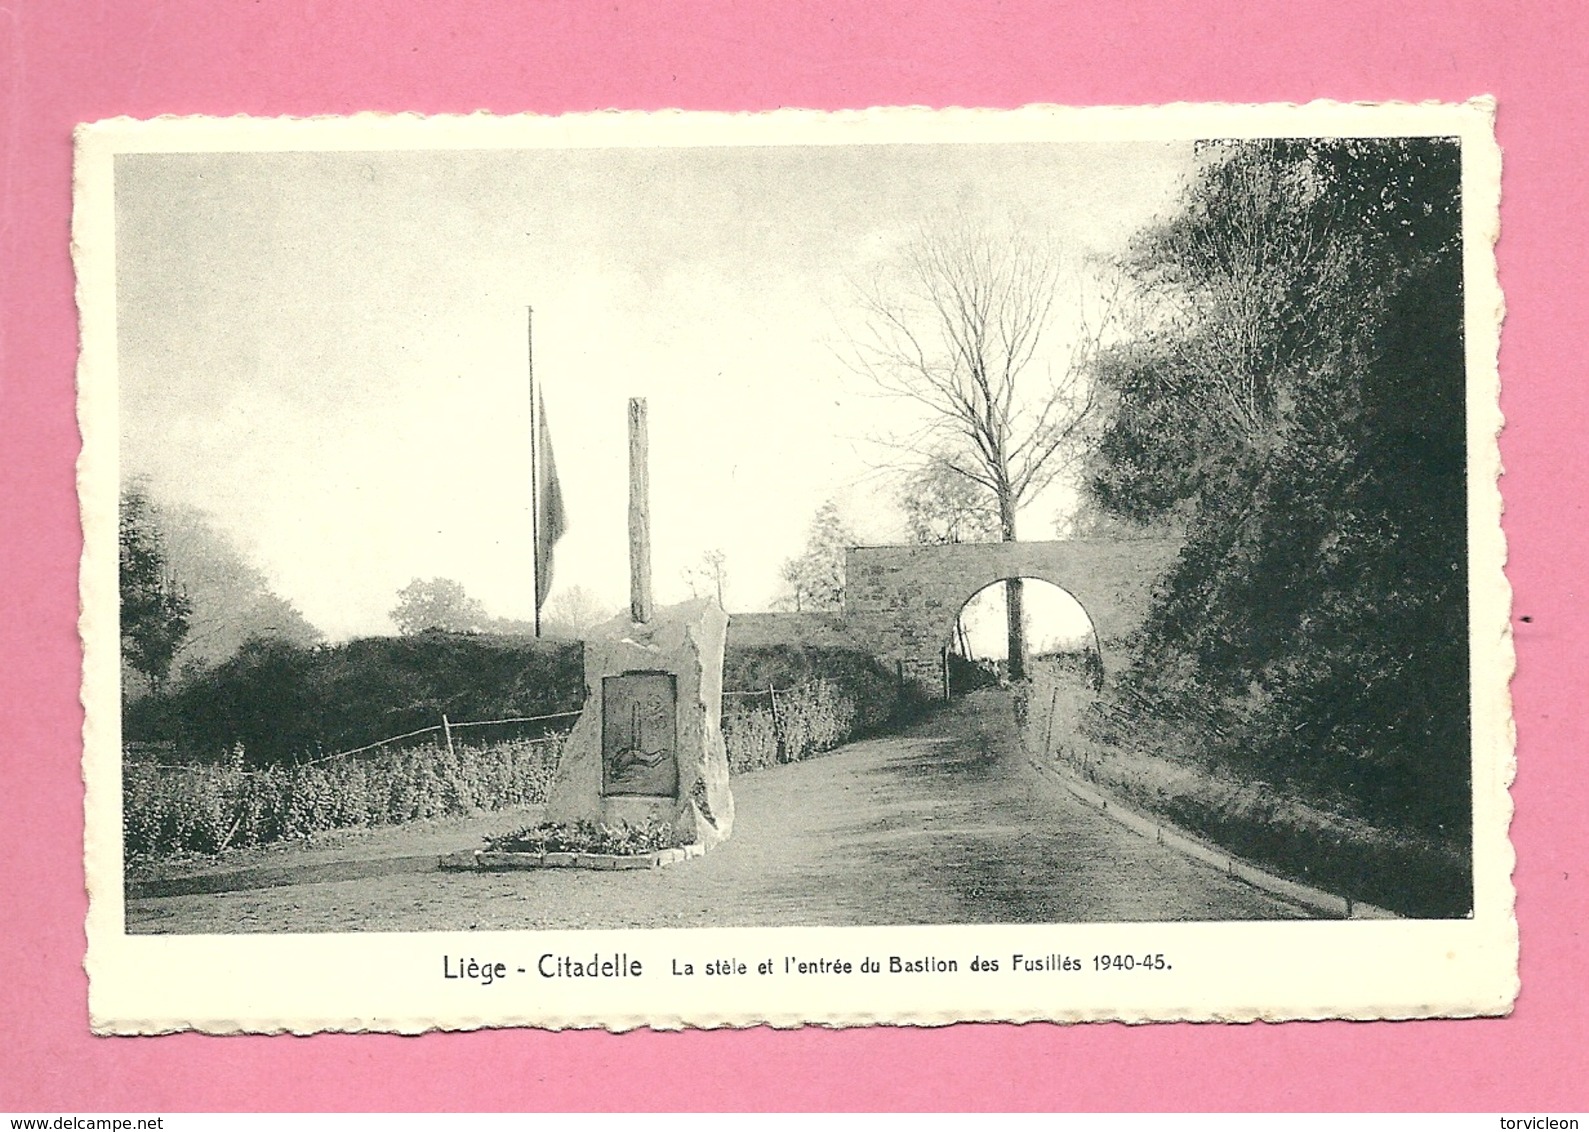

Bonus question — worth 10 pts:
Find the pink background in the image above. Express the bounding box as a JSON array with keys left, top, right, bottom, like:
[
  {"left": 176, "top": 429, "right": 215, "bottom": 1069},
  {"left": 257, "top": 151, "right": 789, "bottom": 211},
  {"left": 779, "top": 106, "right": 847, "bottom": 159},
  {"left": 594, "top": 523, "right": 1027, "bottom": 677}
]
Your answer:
[{"left": 2, "top": 0, "right": 1584, "bottom": 1112}]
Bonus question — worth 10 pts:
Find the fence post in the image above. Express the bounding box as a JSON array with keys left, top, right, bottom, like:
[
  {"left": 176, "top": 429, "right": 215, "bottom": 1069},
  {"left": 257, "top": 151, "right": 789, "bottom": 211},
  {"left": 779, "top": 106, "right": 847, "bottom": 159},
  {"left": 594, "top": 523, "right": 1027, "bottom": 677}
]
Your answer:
[
  {"left": 767, "top": 684, "right": 785, "bottom": 763},
  {"left": 1043, "top": 685, "right": 1060, "bottom": 758},
  {"left": 441, "top": 713, "right": 456, "bottom": 759}
]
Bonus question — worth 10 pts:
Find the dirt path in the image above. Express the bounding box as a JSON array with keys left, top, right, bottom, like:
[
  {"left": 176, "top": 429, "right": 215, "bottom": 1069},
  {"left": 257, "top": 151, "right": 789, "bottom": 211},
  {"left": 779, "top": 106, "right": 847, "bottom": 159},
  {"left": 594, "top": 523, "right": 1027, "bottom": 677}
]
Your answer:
[{"left": 127, "top": 693, "right": 1313, "bottom": 932}]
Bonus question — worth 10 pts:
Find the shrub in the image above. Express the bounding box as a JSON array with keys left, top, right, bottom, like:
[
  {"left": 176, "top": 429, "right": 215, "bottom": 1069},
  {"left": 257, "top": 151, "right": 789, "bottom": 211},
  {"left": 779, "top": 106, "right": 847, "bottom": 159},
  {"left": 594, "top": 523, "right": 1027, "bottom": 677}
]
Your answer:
[
  {"left": 127, "top": 633, "right": 911, "bottom": 772},
  {"left": 123, "top": 733, "right": 566, "bottom": 861},
  {"left": 721, "top": 708, "right": 779, "bottom": 772},
  {"left": 127, "top": 633, "right": 582, "bottom": 766},
  {"left": 721, "top": 679, "right": 859, "bottom": 773},
  {"left": 723, "top": 644, "right": 910, "bottom": 733}
]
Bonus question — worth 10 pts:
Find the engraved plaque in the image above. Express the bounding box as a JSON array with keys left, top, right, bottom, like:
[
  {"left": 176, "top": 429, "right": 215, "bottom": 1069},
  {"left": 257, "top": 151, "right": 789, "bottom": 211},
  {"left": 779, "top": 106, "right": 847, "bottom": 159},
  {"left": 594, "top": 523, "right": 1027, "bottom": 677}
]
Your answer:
[{"left": 601, "top": 672, "right": 679, "bottom": 797}]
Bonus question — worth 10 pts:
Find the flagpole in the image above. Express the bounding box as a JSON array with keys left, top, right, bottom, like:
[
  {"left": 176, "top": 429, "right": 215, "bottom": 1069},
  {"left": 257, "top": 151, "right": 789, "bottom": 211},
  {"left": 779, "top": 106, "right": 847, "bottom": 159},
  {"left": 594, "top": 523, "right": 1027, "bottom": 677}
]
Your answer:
[{"left": 528, "top": 305, "right": 540, "bottom": 638}]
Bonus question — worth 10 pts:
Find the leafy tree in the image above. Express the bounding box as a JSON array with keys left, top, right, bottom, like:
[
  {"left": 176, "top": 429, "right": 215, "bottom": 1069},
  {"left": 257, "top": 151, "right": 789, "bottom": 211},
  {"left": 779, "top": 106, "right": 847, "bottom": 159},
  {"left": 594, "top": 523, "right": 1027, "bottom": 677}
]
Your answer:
[
  {"left": 901, "top": 456, "right": 1002, "bottom": 545},
  {"left": 778, "top": 501, "right": 854, "bottom": 612},
  {"left": 390, "top": 577, "right": 489, "bottom": 635},
  {"left": 150, "top": 500, "right": 322, "bottom": 679},
  {"left": 844, "top": 220, "right": 1113, "bottom": 677},
  {"left": 539, "top": 584, "right": 619, "bottom": 638},
  {"left": 120, "top": 483, "right": 192, "bottom": 694},
  {"left": 1088, "top": 137, "right": 1469, "bottom": 846}
]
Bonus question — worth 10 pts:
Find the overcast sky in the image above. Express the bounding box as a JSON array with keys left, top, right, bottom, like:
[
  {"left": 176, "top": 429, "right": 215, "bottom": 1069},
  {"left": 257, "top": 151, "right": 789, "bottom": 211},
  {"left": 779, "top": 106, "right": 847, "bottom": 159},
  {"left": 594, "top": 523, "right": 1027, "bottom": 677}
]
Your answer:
[{"left": 116, "top": 138, "right": 1194, "bottom": 641}]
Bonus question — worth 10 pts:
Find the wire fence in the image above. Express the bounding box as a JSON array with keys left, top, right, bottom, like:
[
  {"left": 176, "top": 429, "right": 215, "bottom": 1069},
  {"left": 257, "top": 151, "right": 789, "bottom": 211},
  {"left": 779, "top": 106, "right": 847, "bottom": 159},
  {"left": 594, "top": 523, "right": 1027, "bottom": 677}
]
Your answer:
[
  {"left": 303, "top": 709, "right": 583, "bottom": 766},
  {"left": 721, "top": 685, "right": 799, "bottom": 704},
  {"left": 134, "top": 708, "right": 584, "bottom": 773}
]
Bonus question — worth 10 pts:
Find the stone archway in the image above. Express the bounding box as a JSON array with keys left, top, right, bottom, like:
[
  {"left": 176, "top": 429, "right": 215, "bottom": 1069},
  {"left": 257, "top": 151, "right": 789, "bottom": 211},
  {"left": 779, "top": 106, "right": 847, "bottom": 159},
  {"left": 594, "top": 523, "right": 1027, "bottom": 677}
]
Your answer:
[
  {"left": 948, "top": 575, "right": 1102, "bottom": 689},
  {"left": 842, "top": 539, "right": 1182, "bottom": 700}
]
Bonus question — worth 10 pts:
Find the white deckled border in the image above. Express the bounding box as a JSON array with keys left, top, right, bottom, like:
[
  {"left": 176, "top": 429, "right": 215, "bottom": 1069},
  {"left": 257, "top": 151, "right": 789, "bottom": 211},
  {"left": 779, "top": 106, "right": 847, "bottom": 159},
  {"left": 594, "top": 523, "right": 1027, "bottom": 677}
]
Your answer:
[{"left": 77, "top": 99, "right": 1514, "bottom": 1035}]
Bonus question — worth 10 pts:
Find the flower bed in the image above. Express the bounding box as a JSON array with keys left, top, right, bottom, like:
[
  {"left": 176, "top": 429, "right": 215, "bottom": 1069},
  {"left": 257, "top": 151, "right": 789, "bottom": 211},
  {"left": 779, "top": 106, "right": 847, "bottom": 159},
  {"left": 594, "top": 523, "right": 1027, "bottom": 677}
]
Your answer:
[{"left": 440, "top": 817, "right": 699, "bottom": 872}]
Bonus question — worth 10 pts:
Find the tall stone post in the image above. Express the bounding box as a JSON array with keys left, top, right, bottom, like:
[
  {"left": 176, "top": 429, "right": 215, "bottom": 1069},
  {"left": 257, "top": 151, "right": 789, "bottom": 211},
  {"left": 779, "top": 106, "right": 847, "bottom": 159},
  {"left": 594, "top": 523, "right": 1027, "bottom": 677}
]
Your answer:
[{"left": 629, "top": 397, "right": 653, "bottom": 624}]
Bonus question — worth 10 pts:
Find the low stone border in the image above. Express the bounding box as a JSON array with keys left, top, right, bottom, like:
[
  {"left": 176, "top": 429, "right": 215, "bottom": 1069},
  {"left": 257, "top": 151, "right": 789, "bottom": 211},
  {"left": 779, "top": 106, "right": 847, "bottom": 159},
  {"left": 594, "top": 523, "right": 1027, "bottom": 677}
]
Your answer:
[
  {"left": 1030, "top": 759, "right": 1399, "bottom": 920},
  {"left": 438, "top": 842, "right": 705, "bottom": 872}
]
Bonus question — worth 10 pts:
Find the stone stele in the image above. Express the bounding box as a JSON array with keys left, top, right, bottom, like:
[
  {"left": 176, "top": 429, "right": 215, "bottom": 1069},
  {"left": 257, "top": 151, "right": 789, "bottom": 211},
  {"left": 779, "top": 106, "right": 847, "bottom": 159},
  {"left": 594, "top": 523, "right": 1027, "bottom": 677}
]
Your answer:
[{"left": 545, "top": 597, "right": 734, "bottom": 848}]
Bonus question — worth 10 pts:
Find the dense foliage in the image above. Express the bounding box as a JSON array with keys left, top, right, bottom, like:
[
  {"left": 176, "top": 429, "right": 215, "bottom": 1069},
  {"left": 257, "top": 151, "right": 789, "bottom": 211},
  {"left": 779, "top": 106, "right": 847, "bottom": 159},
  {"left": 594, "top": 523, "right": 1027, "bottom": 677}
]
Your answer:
[
  {"left": 119, "top": 484, "right": 192, "bottom": 693},
  {"left": 722, "top": 681, "right": 857, "bottom": 773},
  {"left": 722, "top": 643, "right": 917, "bottom": 772},
  {"left": 1087, "top": 139, "right": 1471, "bottom": 867},
  {"left": 390, "top": 577, "right": 490, "bottom": 635},
  {"left": 126, "top": 633, "right": 907, "bottom": 767},
  {"left": 123, "top": 636, "right": 903, "bottom": 861},
  {"left": 124, "top": 735, "right": 563, "bottom": 859},
  {"left": 723, "top": 642, "right": 912, "bottom": 734},
  {"left": 151, "top": 499, "right": 322, "bottom": 675},
  {"left": 127, "top": 633, "right": 584, "bottom": 766},
  {"left": 900, "top": 455, "right": 1003, "bottom": 546},
  {"left": 1021, "top": 664, "right": 1466, "bottom": 917}
]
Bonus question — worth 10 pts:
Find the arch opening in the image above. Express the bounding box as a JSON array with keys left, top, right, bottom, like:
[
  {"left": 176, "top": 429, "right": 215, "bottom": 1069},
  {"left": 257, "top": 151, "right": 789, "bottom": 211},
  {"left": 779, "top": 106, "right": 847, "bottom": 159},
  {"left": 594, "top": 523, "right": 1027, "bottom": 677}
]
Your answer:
[{"left": 944, "top": 576, "right": 1102, "bottom": 699}]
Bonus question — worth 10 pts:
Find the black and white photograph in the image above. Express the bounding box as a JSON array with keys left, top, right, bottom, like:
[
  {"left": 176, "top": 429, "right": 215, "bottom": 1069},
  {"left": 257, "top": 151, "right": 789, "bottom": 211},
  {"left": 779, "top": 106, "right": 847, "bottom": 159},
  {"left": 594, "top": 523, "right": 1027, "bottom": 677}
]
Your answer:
[{"left": 76, "top": 103, "right": 1513, "bottom": 1031}]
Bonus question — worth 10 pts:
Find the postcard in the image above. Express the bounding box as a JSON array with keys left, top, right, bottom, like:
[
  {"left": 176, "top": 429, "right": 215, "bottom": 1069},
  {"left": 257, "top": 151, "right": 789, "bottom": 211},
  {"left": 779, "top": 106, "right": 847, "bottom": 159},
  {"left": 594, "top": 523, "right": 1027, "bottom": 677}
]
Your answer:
[{"left": 76, "top": 100, "right": 1514, "bottom": 1032}]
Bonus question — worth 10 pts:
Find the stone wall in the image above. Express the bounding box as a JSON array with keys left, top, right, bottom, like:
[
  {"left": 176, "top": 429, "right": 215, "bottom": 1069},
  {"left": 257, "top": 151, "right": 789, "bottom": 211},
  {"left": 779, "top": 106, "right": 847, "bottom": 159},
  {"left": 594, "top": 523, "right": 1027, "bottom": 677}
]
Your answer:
[{"left": 842, "top": 539, "right": 1183, "bottom": 698}]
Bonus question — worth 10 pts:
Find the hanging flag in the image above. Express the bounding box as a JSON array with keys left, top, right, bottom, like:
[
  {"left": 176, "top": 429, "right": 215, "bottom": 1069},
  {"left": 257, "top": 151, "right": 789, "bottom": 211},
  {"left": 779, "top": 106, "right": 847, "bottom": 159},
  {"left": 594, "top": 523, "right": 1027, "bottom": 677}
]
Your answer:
[{"left": 535, "top": 391, "right": 568, "bottom": 613}]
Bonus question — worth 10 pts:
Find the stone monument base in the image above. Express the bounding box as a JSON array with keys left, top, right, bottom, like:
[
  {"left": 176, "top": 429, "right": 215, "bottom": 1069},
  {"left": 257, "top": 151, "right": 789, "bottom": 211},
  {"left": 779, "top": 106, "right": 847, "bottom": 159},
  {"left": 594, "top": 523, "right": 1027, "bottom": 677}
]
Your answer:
[{"left": 544, "top": 598, "right": 735, "bottom": 849}]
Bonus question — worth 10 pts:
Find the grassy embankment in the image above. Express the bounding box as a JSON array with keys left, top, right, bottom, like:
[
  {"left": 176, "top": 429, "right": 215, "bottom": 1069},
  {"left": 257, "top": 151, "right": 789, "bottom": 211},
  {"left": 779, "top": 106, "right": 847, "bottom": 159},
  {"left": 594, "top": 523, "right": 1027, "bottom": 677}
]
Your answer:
[{"left": 1020, "top": 669, "right": 1470, "bottom": 918}]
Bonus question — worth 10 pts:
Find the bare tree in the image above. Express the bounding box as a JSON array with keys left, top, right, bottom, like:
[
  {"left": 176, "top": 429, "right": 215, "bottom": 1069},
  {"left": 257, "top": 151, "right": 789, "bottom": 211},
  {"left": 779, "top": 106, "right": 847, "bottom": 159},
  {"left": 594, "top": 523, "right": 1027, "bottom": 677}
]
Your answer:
[
  {"left": 682, "top": 548, "right": 729, "bottom": 607},
  {"left": 846, "top": 222, "right": 1112, "bottom": 678}
]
